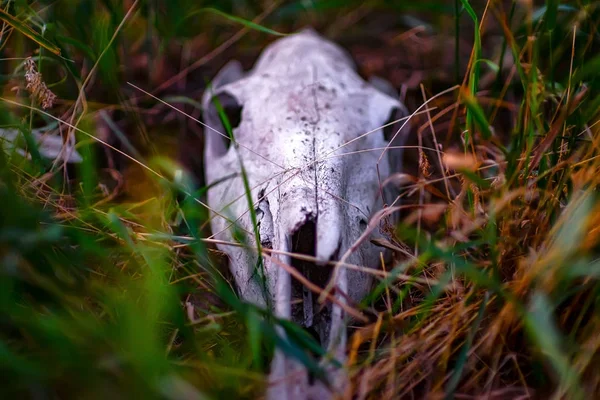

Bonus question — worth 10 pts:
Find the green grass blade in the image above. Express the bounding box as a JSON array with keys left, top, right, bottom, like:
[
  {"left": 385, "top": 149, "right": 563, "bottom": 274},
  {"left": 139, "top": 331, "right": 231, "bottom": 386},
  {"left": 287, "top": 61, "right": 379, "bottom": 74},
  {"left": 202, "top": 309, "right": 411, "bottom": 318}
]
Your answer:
[
  {"left": 0, "top": 9, "right": 61, "bottom": 55},
  {"left": 461, "top": 89, "right": 492, "bottom": 140},
  {"left": 544, "top": 0, "right": 559, "bottom": 31},
  {"left": 445, "top": 291, "right": 489, "bottom": 399},
  {"left": 181, "top": 8, "right": 287, "bottom": 37},
  {"left": 211, "top": 93, "right": 272, "bottom": 307},
  {"left": 524, "top": 293, "right": 583, "bottom": 400}
]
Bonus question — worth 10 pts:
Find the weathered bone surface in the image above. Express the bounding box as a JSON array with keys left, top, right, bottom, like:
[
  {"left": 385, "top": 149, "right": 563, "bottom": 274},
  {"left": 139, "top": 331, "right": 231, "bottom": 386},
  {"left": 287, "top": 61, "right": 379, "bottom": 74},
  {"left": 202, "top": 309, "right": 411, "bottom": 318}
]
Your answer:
[
  {"left": 202, "top": 29, "right": 408, "bottom": 399},
  {"left": 0, "top": 128, "right": 82, "bottom": 163}
]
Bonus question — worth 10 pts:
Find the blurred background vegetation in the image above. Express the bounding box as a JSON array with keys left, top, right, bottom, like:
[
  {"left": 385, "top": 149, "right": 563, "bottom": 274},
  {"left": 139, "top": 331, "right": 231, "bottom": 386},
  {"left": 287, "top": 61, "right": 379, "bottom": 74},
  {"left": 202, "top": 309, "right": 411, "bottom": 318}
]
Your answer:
[{"left": 1, "top": 0, "right": 600, "bottom": 398}]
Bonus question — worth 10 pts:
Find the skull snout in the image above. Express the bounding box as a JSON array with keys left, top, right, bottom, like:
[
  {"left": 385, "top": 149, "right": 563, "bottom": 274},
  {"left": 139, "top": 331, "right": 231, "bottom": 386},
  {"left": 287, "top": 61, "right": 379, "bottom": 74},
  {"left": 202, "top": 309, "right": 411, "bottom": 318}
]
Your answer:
[
  {"left": 274, "top": 178, "right": 346, "bottom": 347},
  {"left": 268, "top": 209, "right": 348, "bottom": 399}
]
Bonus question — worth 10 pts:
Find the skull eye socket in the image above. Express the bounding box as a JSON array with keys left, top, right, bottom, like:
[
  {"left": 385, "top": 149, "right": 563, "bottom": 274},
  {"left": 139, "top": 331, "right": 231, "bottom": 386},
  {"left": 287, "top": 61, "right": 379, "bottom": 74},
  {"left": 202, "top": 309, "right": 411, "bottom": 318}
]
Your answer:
[
  {"left": 204, "top": 92, "right": 243, "bottom": 157},
  {"left": 382, "top": 107, "right": 404, "bottom": 143},
  {"left": 216, "top": 93, "right": 243, "bottom": 133}
]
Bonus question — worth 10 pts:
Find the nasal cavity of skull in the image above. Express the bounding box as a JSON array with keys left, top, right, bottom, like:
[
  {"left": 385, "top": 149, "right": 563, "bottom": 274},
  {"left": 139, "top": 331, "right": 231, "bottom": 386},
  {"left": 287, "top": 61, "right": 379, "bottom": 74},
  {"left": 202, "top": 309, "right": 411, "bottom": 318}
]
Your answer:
[
  {"left": 359, "top": 217, "right": 368, "bottom": 229},
  {"left": 206, "top": 93, "right": 243, "bottom": 157},
  {"left": 290, "top": 220, "right": 333, "bottom": 335},
  {"left": 383, "top": 107, "right": 403, "bottom": 143},
  {"left": 290, "top": 220, "right": 333, "bottom": 386}
]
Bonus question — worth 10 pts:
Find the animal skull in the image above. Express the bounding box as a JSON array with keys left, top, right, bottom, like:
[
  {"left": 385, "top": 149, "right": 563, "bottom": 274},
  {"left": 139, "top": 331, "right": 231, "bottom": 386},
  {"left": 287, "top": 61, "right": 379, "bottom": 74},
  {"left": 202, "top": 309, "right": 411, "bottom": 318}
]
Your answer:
[{"left": 202, "top": 29, "right": 408, "bottom": 399}]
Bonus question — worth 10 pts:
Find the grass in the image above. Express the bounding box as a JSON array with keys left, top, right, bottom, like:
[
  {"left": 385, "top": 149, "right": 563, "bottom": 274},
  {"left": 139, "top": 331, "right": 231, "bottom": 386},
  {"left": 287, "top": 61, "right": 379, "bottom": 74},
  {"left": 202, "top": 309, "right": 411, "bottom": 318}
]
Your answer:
[{"left": 1, "top": 0, "right": 600, "bottom": 398}]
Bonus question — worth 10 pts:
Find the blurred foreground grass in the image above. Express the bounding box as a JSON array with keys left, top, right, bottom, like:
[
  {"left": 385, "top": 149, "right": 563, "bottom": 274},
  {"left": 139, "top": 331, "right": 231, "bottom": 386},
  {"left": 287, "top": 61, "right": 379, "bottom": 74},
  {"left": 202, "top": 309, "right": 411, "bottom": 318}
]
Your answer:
[{"left": 1, "top": 0, "right": 600, "bottom": 398}]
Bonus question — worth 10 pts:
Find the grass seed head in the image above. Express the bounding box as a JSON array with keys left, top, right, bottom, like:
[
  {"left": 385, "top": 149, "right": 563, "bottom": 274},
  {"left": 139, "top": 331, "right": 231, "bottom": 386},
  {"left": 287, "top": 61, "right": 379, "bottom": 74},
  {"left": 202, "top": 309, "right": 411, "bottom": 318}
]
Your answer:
[{"left": 24, "top": 57, "right": 57, "bottom": 109}]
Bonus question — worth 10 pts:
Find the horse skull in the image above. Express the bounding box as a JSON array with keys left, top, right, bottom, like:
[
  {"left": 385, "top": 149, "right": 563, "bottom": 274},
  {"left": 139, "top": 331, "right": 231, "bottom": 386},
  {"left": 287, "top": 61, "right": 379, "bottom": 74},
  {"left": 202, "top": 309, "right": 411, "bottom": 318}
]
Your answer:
[{"left": 202, "top": 29, "right": 408, "bottom": 399}]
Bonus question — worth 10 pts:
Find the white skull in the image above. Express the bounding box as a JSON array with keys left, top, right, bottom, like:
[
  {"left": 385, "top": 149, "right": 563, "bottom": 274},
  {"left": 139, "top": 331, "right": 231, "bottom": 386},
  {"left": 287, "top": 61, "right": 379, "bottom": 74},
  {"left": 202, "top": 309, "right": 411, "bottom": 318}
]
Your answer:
[{"left": 202, "top": 29, "right": 408, "bottom": 399}]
